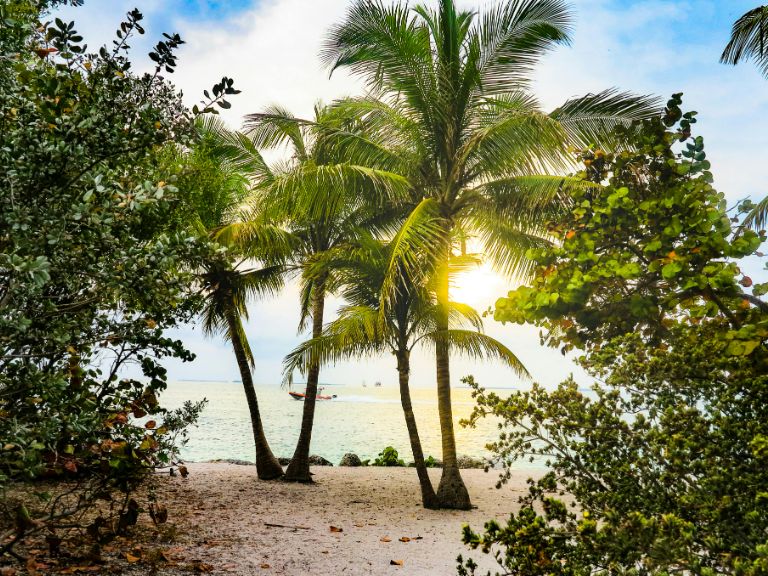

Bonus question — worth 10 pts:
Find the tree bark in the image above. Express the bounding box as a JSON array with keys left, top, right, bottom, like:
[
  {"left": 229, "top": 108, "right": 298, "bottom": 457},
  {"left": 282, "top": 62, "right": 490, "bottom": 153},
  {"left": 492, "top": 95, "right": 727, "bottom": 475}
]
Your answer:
[
  {"left": 397, "top": 350, "right": 439, "bottom": 509},
  {"left": 283, "top": 279, "right": 326, "bottom": 482},
  {"left": 434, "top": 249, "right": 472, "bottom": 510},
  {"left": 225, "top": 308, "right": 283, "bottom": 480}
]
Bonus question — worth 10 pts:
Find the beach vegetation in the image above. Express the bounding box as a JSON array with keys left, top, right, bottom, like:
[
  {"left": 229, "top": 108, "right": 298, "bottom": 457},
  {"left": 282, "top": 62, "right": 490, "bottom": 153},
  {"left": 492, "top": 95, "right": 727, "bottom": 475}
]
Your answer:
[
  {"left": 372, "top": 446, "right": 406, "bottom": 467},
  {"left": 0, "top": 2, "right": 235, "bottom": 563},
  {"left": 459, "top": 96, "right": 768, "bottom": 575}
]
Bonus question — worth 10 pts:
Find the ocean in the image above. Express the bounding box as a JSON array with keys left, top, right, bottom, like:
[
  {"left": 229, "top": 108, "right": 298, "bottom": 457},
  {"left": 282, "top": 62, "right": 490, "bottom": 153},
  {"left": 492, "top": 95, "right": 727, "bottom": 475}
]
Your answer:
[{"left": 159, "top": 380, "right": 516, "bottom": 465}]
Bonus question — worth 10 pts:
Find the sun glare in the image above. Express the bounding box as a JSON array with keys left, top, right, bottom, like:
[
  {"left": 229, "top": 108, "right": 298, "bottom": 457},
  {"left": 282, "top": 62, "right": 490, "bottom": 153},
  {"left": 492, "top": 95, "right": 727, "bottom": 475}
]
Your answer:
[{"left": 450, "top": 264, "right": 506, "bottom": 310}]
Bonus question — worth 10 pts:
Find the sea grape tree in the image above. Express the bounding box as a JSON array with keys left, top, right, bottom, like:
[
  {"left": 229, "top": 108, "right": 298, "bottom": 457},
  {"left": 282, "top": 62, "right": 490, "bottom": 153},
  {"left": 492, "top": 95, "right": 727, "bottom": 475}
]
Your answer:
[
  {"left": 0, "top": 2, "right": 237, "bottom": 563},
  {"left": 459, "top": 95, "right": 768, "bottom": 575}
]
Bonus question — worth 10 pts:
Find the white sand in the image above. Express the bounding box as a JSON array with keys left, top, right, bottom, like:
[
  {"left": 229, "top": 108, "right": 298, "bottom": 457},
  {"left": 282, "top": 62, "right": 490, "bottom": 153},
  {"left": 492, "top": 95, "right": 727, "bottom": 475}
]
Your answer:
[{"left": 155, "top": 463, "right": 540, "bottom": 575}]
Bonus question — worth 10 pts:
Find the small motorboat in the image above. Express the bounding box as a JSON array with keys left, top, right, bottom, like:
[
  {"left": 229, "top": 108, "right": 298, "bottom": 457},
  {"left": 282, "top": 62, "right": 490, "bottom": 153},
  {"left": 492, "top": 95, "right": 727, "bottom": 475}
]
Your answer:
[
  {"left": 374, "top": 381, "right": 382, "bottom": 387},
  {"left": 288, "top": 387, "right": 336, "bottom": 401}
]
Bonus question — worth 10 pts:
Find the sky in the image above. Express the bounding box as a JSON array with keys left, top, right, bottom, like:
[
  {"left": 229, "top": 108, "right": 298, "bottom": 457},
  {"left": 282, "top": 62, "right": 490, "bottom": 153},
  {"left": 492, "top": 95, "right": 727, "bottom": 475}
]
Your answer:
[{"left": 55, "top": 0, "right": 768, "bottom": 388}]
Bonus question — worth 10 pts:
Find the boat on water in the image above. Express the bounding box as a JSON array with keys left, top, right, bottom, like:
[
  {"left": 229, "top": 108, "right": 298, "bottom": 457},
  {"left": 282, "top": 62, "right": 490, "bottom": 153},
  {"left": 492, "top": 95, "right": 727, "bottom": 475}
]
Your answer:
[
  {"left": 374, "top": 381, "right": 382, "bottom": 387},
  {"left": 288, "top": 390, "right": 336, "bottom": 401}
]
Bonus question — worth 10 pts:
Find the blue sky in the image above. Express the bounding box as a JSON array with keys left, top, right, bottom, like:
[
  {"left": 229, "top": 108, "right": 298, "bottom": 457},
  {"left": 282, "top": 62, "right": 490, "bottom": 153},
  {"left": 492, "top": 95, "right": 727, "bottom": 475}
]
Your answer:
[{"left": 56, "top": 0, "right": 768, "bottom": 388}]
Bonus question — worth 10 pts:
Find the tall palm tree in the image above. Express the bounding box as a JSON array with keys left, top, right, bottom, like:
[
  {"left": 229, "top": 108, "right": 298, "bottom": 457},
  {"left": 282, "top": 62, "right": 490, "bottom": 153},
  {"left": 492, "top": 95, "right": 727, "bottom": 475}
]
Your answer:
[
  {"left": 224, "top": 104, "right": 409, "bottom": 482},
  {"left": 320, "top": 0, "right": 659, "bottom": 508},
  {"left": 187, "top": 117, "right": 287, "bottom": 480},
  {"left": 283, "top": 235, "right": 529, "bottom": 508}
]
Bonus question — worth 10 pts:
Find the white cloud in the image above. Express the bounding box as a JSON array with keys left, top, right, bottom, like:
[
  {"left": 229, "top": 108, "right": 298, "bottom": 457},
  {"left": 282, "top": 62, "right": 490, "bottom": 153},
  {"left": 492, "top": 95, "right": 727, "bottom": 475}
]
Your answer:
[{"left": 170, "top": 0, "right": 363, "bottom": 126}]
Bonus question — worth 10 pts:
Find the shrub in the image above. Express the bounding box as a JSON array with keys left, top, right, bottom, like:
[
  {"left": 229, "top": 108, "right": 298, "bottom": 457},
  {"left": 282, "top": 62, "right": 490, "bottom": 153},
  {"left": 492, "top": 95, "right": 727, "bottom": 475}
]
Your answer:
[
  {"left": 372, "top": 446, "right": 405, "bottom": 467},
  {"left": 459, "top": 96, "right": 768, "bottom": 576}
]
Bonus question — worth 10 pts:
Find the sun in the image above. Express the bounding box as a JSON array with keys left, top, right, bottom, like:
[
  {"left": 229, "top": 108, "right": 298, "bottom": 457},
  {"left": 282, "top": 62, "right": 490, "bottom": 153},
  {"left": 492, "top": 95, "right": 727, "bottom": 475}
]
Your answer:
[{"left": 450, "top": 263, "right": 507, "bottom": 310}]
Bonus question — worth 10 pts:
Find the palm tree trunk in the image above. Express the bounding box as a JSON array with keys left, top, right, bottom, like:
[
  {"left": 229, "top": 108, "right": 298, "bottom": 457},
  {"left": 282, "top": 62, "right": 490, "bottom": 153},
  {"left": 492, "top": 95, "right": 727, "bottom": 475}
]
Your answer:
[
  {"left": 225, "top": 308, "right": 283, "bottom": 480},
  {"left": 434, "top": 245, "right": 472, "bottom": 510},
  {"left": 284, "top": 279, "right": 326, "bottom": 482},
  {"left": 397, "top": 350, "right": 439, "bottom": 509}
]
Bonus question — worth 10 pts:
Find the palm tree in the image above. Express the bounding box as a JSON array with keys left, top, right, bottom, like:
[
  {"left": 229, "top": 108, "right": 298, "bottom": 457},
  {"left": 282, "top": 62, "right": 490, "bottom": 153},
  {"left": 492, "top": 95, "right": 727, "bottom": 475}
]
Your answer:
[
  {"left": 199, "top": 258, "right": 285, "bottom": 480},
  {"left": 187, "top": 117, "right": 286, "bottom": 480},
  {"left": 721, "top": 6, "right": 768, "bottom": 230},
  {"left": 320, "top": 0, "right": 659, "bottom": 508},
  {"left": 224, "top": 104, "right": 409, "bottom": 482},
  {"left": 283, "top": 235, "right": 528, "bottom": 508}
]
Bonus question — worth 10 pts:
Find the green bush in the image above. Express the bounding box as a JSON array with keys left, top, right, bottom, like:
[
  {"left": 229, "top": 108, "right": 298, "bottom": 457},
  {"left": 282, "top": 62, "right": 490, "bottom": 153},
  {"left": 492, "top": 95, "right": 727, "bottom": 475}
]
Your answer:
[
  {"left": 424, "top": 455, "right": 439, "bottom": 468},
  {"left": 372, "top": 446, "right": 405, "bottom": 467}
]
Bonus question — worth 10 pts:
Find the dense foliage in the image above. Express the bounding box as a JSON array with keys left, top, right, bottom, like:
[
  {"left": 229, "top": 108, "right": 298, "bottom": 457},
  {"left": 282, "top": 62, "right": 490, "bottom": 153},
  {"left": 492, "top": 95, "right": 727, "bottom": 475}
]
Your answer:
[
  {"left": 459, "top": 96, "right": 768, "bottom": 575},
  {"left": 0, "top": 2, "right": 237, "bottom": 562}
]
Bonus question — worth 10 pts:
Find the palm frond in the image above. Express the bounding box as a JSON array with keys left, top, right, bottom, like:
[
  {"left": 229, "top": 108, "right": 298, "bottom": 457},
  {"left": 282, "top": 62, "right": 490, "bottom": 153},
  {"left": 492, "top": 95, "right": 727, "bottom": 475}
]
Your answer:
[
  {"left": 379, "top": 197, "right": 445, "bottom": 309},
  {"left": 282, "top": 307, "right": 384, "bottom": 383},
  {"left": 424, "top": 329, "right": 530, "bottom": 379},
  {"left": 743, "top": 194, "right": 768, "bottom": 230},
  {"left": 195, "top": 115, "right": 274, "bottom": 184},
  {"left": 321, "top": 0, "right": 440, "bottom": 131},
  {"left": 463, "top": 97, "right": 573, "bottom": 178},
  {"left": 550, "top": 89, "right": 661, "bottom": 149},
  {"left": 721, "top": 6, "right": 768, "bottom": 77},
  {"left": 470, "top": 175, "right": 592, "bottom": 224},
  {"left": 474, "top": 0, "right": 573, "bottom": 92},
  {"left": 243, "top": 105, "right": 309, "bottom": 159},
  {"left": 213, "top": 221, "right": 298, "bottom": 265},
  {"left": 469, "top": 207, "right": 551, "bottom": 279}
]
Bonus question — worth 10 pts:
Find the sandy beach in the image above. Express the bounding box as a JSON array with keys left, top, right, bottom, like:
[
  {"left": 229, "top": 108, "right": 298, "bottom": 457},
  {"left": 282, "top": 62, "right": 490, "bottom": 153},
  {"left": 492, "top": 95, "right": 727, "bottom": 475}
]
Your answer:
[{"left": 147, "top": 463, "right": 539, "bottom": 576}]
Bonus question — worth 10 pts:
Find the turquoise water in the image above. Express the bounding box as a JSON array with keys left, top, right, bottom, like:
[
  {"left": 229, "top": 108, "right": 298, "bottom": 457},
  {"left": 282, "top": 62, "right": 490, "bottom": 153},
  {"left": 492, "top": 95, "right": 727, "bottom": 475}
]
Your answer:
[{"left": 159, "top": 381, "right": 514, "bottom": 465}]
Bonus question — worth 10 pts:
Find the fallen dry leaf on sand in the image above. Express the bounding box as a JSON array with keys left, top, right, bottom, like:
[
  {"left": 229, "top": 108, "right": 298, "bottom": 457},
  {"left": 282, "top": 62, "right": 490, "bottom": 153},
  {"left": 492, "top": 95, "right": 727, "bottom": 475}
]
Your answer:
[
  {"left": 390, "top": 559, "right": 404, "bottom": 566},
  {"left": 399, "top": 537, "right": 411, "bottom": 543},
  {"left": 329, "top": 525, "right": 343, "bottom": 533},
  {"left": 125, "top": 552, "right": 141, "bottom": 563},
  {"left": 380, "top": 536, "right": 392, "bottom": 542},
  {"left": 260, "top": 563, "right": 271, "bottom": 569}
]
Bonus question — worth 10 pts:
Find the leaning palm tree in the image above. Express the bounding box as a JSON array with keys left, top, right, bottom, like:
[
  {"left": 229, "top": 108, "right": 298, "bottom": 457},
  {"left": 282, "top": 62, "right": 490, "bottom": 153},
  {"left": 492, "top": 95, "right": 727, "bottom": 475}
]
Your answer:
[
  {"left": 320, "top": 0, "right": 659, "bottom": 508},
  {"left": 186, "top": 117, "right": 287, "bottom": 480},
  {"left": 199, "top": 258, "right": 285, "bottom": 480},
  {"left": 283, "top": 235, "right": 529, "bottom": 508},
  {"left": 223, "top": 104, "right": 409, "bottom": 482}
]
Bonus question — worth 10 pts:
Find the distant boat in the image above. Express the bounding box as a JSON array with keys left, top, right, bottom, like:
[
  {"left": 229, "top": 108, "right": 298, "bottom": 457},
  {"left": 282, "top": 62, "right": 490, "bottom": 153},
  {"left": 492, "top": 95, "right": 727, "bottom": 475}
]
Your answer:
[
  {"left": 362, "top": 379, "right": 367, "bottom": 388},
  {"left": 374, "top": 381, "right": 382, "bottom": 387}
]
